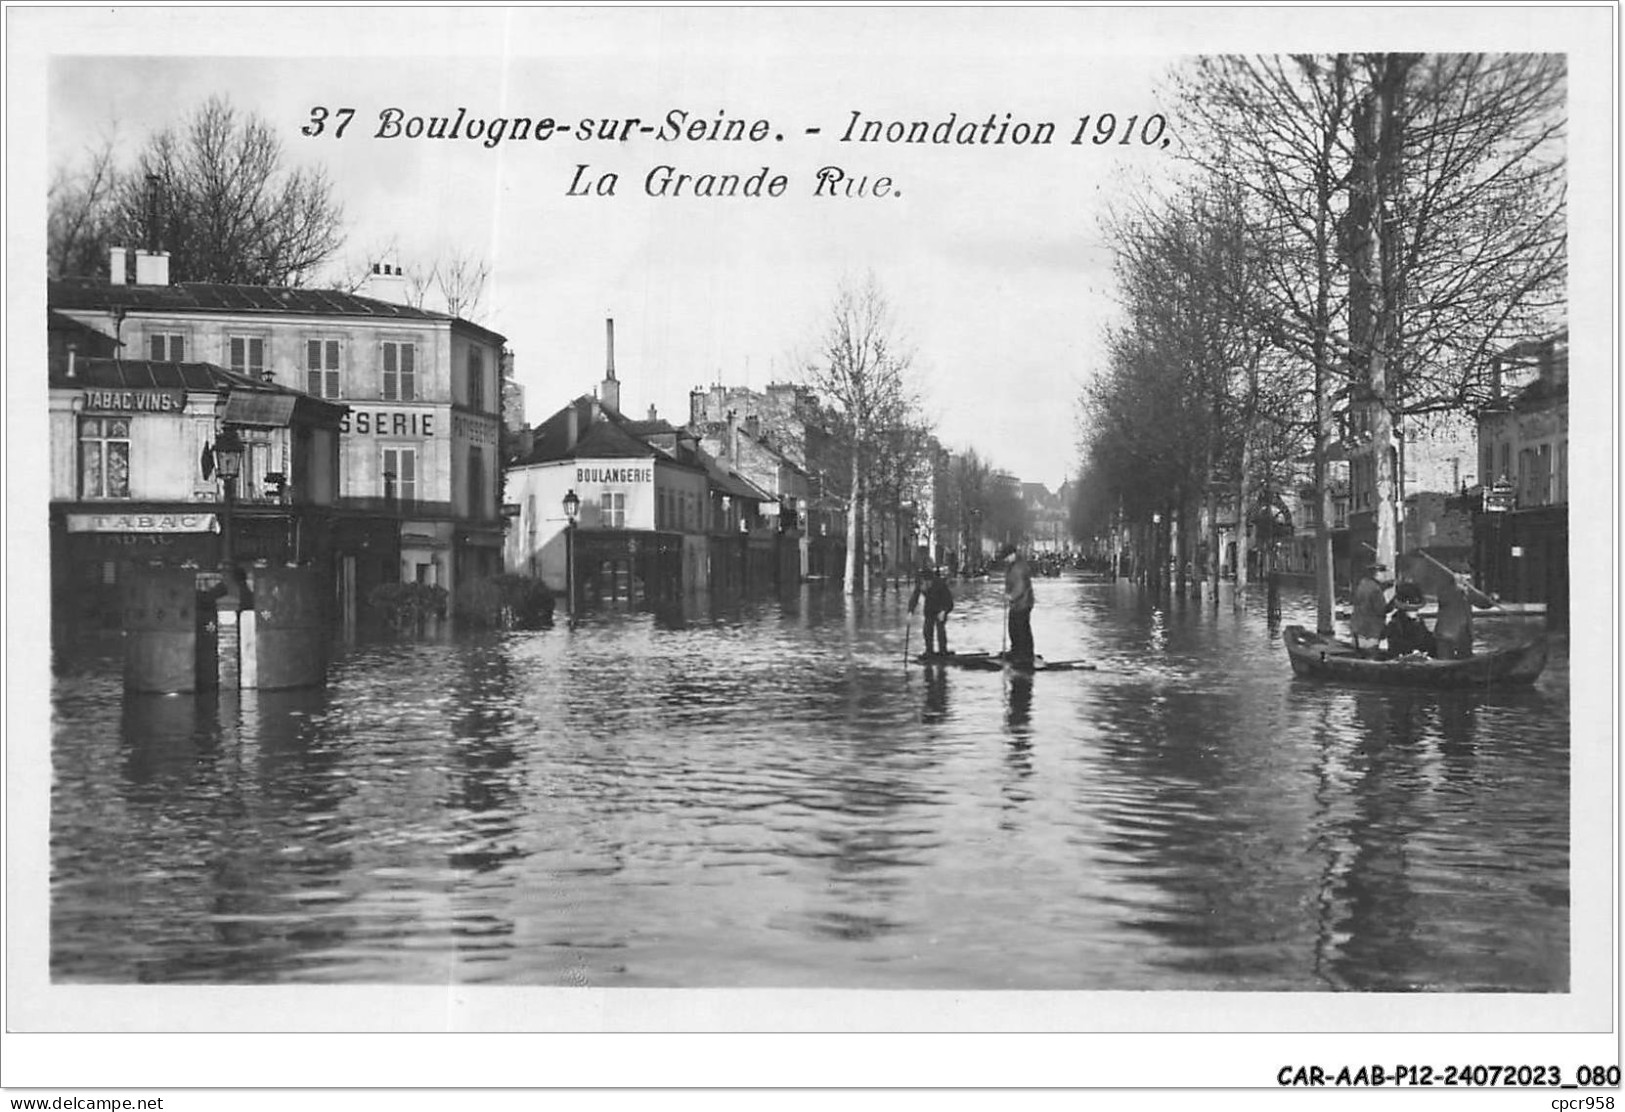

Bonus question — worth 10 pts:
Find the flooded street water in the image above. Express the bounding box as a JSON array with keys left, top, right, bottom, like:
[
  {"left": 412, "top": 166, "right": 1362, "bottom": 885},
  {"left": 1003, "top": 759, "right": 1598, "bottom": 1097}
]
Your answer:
[{"left": 50, "top": 575, "right": 1569, "bottom": 991}]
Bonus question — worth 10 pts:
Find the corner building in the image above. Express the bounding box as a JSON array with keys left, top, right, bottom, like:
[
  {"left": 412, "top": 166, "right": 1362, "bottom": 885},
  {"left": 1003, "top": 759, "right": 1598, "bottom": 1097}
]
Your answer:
[{"left": 49, "top": 254, "right": 508, "bottom": 626}]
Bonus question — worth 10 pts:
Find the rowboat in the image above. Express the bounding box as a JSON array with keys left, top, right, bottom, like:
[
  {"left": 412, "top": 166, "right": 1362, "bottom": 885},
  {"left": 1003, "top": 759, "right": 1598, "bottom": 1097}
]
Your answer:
[
  {"left": 914, "top": 651, "right": 1096, "bottom": 673},
  {"left": 1282, "top": 624, "right": 1547, "bottom": 689}
]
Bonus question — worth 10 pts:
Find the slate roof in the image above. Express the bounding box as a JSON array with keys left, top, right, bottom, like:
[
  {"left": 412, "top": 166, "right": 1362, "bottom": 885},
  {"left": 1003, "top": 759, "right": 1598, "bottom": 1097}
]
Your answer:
[
  {"left": 52, "top": 358, "right": 348, "bottom": 424},
  {"left": 51, "top": 358, "right": 233, "bottom": 392},
  {"left": 48, "top": 279, "right": 506, "bottom": 345},
  {"left": 519, "top": 396, "right": 715, "bottom": 475},
  {"left": 699, "top": 453, "right": 772, "bottom": 502},
  {"left": 622, "top": 418, "right": 680, "bottom": 438}
]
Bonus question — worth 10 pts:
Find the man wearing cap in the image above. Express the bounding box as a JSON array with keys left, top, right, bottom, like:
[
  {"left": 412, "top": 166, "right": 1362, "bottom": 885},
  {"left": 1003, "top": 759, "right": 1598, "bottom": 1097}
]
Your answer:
[
  {"left": 1351, "top": 560, "right": 1393, "bottom": 657},
  {"left": 909, "top": 565, "right": 955, "bottom": 656},
  {"left": 1000, "top": 544, "right": 1035, "bottom": 664},
  {"left": 1382, "top": 581, "right": 1437, "bottom": 658}
]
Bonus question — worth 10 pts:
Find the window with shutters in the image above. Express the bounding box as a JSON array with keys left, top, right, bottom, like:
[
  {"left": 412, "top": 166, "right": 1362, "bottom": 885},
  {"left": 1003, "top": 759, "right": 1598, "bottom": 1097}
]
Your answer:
[
  {"left": 382, "top": 341, "right": 417, "bottom": 401},
  {"left": 228, "top": 335, "right": 266, "bottom": 379},
  {"left": 602, "top": 490, "right": 626, "bottom": 529},
  {"left": 148, "top": 332, "right": 186, "bottom": 362},
  {"left": 467, "top": 446, "right": 485, "bottom": 517},
  {"left": 306, "top": 338, "right": 343, "bottom": 398},
  {"left": 467, "top": 347, "right": 486, "bottom": 412}
]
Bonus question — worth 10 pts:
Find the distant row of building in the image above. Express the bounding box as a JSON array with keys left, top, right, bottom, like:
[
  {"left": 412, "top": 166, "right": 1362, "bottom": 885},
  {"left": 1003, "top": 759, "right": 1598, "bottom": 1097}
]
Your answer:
[
  {"left": 1111, "top": 332, "right": 1569, "bottom": 617},
  {"left": 48, "top": 249, "right": 1064, "bottom": 636}
]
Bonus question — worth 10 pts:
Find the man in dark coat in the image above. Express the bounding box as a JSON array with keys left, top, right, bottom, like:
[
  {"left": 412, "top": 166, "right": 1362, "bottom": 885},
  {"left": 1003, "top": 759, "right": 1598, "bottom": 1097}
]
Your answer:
[
  {"left": 1351, "top": 561, "right": 1393, "bottom": 656},
  {"left": 909, "top": 566, "right": 955, "bottom": 656},
  {"left": 1000, "top": 544, "right": 1035, "bottom": 664},
  {"left": 1382, "top": 581, "right": 1437, "bottom": 658},
  {"left": 1432, "top": 570, "right": 1475, "bottom": 660}
]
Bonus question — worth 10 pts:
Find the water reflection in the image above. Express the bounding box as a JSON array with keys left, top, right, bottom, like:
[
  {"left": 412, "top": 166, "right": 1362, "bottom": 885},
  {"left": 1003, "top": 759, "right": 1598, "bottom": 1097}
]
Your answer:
[
  {"left": 921, "top": 663, "right": 950, "bottom": 725},
  {"left": 1001, "top": 673, "right": 1035, "bottom": 810},
  {"left": 51, "top": 578, "right": 1570, "bottom": 990},
  {"left": 1326, "top": 688, "right": 1430, "bottom": 990}
]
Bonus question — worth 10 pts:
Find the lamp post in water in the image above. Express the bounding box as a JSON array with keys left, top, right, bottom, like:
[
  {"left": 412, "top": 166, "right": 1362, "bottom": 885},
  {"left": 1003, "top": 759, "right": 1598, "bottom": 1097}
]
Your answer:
[
  {"left": 563, "top": 488, "right": 580, "bottom": 627},
  {"left": 1151, "top": 511, "right": 1163, "bottom": 595},
  {"left": 211, "top": 426, "right": 247, "bottom": 690},
  {"left": 213, "top": 426, "right": 246, "bottom": 571}
]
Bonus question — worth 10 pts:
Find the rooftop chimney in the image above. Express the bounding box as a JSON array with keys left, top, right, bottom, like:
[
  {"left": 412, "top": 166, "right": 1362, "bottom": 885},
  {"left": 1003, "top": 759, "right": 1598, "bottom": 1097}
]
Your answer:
[
  {"left": 648, "top": 404, "right": 658, "bottom": 422},
  {"left": 600, "top": 317, "right": 621, "bottom": 412},
  {"left": 359, "top": 261, "right": 410, "bottom": 305},
  {"left": 565, "top": 404, "right": 579, "bottom": 450},
  {"left": 134, "top": 250, "right": 170, "bottom": 286},
  {"left": 109, "top": 247, "right": 129, "bottom": 285},
  {"left": 145, "top": 174, "right": 161, "bottom": 253}
]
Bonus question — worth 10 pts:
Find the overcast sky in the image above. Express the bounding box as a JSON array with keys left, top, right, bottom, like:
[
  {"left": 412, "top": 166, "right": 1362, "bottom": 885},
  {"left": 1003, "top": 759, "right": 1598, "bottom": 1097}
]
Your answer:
[
  {"left": 37, "top": 7, "right": 1606, "bottom": 496},
  {"left": 41, "top": 9, "right": 1206, "bottom": 492}
]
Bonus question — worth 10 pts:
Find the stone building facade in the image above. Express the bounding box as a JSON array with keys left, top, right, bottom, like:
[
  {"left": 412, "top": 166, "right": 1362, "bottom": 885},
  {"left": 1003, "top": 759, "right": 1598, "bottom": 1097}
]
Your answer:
[{"left": 49, "top": 251, "right": 508, "bottom": 628}]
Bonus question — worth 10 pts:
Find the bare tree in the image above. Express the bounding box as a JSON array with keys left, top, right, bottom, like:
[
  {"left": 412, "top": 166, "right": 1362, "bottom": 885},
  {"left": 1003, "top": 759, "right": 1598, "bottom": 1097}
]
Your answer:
[
  {"left": 121, "top": 96, "right": 345, "bottom": 286},
  {"left": 427, "top": 250, "right": 492, "bottom": 320},
  {"left": 1170, "top": 52, "right": 1563, "bottom": 625},
  {"left": 803, "top": 273, "right": 917, "bottom": 595},
  {"left": 329, "top": 240, "right": 492, "bottom": 320},
  {"left": 1178, "top": 54, "right": 1357, "bottom": 630},
  {"left": 48, "top": 135, "right": 122, "bottom": 279}
]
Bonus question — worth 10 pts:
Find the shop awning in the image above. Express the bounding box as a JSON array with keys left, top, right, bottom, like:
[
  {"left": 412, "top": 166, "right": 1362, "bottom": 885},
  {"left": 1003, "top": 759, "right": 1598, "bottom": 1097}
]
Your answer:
[{"left": 224, "top": 391, "right": 297, "bottom": 427}]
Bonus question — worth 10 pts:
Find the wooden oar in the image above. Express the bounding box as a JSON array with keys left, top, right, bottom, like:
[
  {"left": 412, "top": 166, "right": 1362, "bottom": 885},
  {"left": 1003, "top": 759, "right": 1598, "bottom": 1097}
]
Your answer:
[{"left": 1414, "top": 548, "right": 1508, "bottom": 613}]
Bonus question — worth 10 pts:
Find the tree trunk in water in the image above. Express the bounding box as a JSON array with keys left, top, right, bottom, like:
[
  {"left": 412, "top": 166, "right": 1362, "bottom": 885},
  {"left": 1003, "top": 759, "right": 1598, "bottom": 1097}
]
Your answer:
[
  {"left": 1207, "top": 488, "right": 1220, "bottom": 605},
  {"left": 858, "top": 487, "right": 871, "bottom": 591},
  {"left": 1234, "top": 442, "right": 1252, "bottom": 599},
  {"left": 1350, "top": 69, "right": 1390, "bottom": 577},
  {"left": 1372, "top": 55, "right": 1408, "bottom": 574},
  {"left": 1172, "top": 501, "right": 1185, "bottom": 599},
  {"left": 842, "top": 466, "right": 861, "bottom": 596},
  {"left": 1311, "top": 55, "right": 1350, "bottom": 636}
]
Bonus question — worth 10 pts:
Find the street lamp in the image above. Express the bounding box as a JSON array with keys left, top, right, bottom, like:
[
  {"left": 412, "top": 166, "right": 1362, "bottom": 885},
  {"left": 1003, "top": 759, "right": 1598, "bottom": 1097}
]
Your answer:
[
  {"left": 562, "top": 488, "right": 580, "bottom": 626},
  {"left": 213, "top": 426, "right": 245, "bottom": 570},
  {"left": 1151, "top": 511, "right": 1163, "bottom": 588}
]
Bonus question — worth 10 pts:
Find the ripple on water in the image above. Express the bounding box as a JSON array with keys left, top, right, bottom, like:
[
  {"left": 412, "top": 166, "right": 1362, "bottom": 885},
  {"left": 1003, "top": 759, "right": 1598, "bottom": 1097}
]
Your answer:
[{"left": 49, "top": 579, "right": 1571, "bottom": 990}]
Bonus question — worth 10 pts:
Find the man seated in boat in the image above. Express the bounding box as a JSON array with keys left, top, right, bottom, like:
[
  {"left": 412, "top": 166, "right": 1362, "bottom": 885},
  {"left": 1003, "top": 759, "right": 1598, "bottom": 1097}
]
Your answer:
[
  {"left": 1351, "top": 560, "right": 1394, "bottom": 656},
  {"left": 909, "top": 565, "right": 955, "bottom": 656},
  {"left": 1380, "top": 581, "right": 1437, "bottom": 659}
]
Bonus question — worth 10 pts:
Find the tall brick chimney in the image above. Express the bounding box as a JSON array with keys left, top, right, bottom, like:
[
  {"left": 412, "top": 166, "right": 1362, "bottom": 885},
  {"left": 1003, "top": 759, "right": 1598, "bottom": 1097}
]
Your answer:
[
  {"left": 134, "top": 174, "right": 170, "bottom": 285},
  {"left": 601, "top": 318, "right": 621, "bottom": 413}
]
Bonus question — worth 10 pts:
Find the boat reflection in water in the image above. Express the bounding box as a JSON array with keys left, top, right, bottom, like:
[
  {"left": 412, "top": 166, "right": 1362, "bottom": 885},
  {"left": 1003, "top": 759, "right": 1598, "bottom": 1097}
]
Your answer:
[{"left": 50, "top": 578, "right": 1569, "bottom": 990}]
